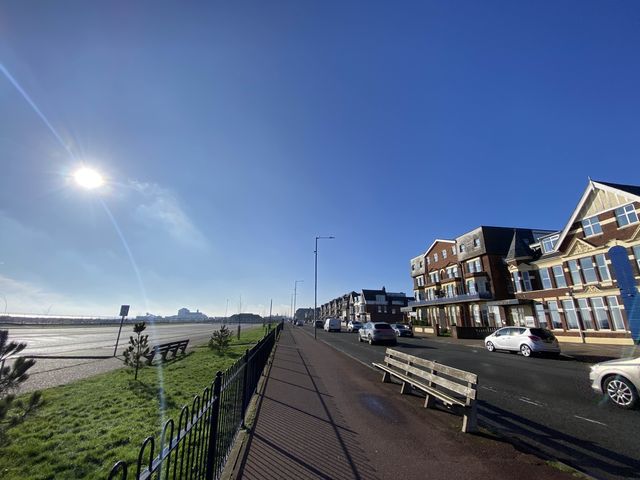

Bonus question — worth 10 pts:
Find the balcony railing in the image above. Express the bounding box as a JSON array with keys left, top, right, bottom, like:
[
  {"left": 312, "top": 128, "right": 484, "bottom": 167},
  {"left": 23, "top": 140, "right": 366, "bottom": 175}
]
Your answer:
[{"left": 408, "top": 292, "right": 493, "bottom": 307}]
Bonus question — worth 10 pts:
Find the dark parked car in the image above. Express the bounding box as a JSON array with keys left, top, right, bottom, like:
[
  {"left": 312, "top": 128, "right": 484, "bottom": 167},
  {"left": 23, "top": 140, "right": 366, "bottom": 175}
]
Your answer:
[
  {"left": 314, "top": 320, "right": 324, "bottom": 328},
  {"left": 390, "top": 323, "right": 413, "bottom": 337}
]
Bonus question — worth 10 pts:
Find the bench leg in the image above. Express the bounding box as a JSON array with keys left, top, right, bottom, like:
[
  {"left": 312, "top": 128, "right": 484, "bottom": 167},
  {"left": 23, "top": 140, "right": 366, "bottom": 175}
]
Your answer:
[
  {"left": 423, "top": 394, "right": 435, "bottom": 408},
  {"left": 401, "top": 381, "right": 412, "bottom": 395},
  {"left": 381, "top": 371, "right": 391, "bottom": 383},
  {"left": 461, "top": 404, "right": 478, "bottom": 433}
]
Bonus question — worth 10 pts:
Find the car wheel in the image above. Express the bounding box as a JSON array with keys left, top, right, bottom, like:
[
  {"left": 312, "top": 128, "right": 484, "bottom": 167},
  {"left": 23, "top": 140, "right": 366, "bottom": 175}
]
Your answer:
[
  {"left": 604, "top": 375, "right": 638, "bottom": 409},
  {"left": 486, "top": 341, "right": 495, "bottom": 352},
  {"left": 520, "top": 344, "right": 532, "bottom": 357},
  {"left": 368, "top": 336, "right": 373, "bottom": 345}
]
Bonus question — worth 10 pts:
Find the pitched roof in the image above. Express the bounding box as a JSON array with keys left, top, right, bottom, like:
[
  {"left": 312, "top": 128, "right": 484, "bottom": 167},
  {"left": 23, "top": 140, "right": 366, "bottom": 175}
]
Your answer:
[
  {"left": 505, "top": 229, "right": 535, "bottom": 262},
  {"left": 551, "top": 179, "right": 640, "bottom": 255},
  {"left": 593, "top": 180, "right": 640, "bottom": 198}
]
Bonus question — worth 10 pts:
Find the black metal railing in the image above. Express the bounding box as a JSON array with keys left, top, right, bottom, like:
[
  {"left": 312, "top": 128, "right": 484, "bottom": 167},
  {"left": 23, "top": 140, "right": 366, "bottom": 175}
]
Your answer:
[{"left": 108, "top": 322, "right": 282, "bottom": 480}]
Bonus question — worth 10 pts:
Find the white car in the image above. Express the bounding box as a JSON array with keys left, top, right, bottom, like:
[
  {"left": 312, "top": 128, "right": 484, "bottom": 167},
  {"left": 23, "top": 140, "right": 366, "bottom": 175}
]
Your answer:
[
  {"left": 590, "top": 357, "right": 640, "bottom": 409},
  {"left": 484, "top": 327, "right": 561, "bottom": 357},
  {"left": 347, "top": 320, "right": 362, "bottom": 333}
]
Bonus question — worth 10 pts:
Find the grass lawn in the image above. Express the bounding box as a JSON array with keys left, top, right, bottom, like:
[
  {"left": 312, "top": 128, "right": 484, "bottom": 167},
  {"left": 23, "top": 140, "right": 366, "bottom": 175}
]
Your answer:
[{"left": 0, "top": 324, "right": 273, "bottom": 480}]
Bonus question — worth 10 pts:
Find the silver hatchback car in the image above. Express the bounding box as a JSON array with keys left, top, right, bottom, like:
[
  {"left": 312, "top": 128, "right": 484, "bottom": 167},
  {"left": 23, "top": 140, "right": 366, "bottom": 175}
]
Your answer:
[
  {"left": 358, "top": 322, "right": 397, "bottom": 345},
  {"left": 485, "top": 327, "right": 561, "bottom": 357},
  {"left": 589, "top": 357, "right": 640, "bottom": 409}
]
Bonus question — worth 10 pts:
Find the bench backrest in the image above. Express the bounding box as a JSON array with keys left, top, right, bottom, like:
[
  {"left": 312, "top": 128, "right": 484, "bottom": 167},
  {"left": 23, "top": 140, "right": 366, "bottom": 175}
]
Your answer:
[
  {"left": 152, "top": 339, "right": 189, "bottom": 352},
  {"left": 384, "top": 348, "right": 477, "bottom": 402}
]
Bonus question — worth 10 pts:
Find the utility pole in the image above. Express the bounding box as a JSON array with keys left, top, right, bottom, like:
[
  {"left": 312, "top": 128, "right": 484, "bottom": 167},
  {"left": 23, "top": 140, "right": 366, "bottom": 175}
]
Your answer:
[{"left": 314, "top": 236, "right": 335, "bottom": 339}]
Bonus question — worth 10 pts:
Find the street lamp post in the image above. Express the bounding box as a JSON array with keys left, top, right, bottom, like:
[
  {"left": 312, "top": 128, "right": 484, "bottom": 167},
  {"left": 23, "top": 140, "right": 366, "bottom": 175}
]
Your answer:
[
  {"left": 293, "top": 280, "right": 303, "bottom": 323},
  {"left": 314, "top": 235, "right": 335, "bottom": 339}
]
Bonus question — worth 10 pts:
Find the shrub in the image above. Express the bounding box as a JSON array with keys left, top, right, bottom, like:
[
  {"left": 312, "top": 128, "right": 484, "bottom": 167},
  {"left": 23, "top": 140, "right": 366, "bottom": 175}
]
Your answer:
[
  {"left": 209, "top": 325, "right": 232, "bottom": 354},
  {"left": 122, "top": 322, "right": 150, "bottom": 380},
  {"left": 0, "top": 330, "right": 42, "bottom": 444}
]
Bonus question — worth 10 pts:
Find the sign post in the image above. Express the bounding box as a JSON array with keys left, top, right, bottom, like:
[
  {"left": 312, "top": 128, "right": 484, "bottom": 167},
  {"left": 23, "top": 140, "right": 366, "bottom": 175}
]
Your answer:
[{"left": 113, "top": 305, "right": 130, "bottom": 357}]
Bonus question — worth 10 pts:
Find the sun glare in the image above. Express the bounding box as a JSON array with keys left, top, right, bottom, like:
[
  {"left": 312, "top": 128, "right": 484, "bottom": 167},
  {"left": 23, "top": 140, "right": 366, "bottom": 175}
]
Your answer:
[{"left": 73, "top": 167, "right": 104, "bottom": 190}]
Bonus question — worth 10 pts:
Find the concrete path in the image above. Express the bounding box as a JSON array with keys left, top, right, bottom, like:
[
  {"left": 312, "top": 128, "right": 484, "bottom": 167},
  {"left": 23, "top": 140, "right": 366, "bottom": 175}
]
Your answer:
[{"left": 233, "top": 325, "right": 576, "bottom": 480}]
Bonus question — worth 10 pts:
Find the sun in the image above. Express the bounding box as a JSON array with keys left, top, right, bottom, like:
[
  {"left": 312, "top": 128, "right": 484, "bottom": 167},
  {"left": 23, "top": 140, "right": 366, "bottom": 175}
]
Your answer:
[{"left": 73, "top": 167, "right": 104, "bottom": 189}]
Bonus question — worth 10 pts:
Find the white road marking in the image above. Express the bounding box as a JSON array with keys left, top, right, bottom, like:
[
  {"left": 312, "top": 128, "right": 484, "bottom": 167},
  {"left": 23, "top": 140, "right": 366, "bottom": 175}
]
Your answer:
[
  {"left": 574, "top": 415, "right": 607, "bottom": 426},
  {"left": 482, "top": 385, "right": 498, "bottom": 392},
  {"left": 518, "top": 397, "right": 544, "bottom": 407}
]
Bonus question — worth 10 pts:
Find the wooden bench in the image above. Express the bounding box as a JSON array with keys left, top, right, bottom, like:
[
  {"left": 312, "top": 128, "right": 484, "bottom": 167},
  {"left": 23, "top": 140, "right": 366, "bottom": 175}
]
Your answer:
[
  {"left": 372, "top": 348, "right": 478, "bottom": 433},
  {"left": 144, "top": 339, "right": 189, "bottom": 364}
]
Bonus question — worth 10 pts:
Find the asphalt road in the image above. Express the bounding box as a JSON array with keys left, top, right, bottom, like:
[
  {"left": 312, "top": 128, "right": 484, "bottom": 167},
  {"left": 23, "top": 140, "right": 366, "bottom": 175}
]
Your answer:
[
  {"left": 304, "top": 325, "right": 640, "bottom": 480},
  {"left": 4, "top": 322, "right": 258, "bottom": 392}
]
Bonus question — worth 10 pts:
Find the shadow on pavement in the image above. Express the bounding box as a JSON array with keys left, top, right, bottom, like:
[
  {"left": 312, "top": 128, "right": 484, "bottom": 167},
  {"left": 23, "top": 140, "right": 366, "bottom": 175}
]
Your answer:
[
  {"left": 478, "top": 401, "right": 640, "bottom": 479},
  {"left": 236, "top": 329, "right": 379, "bottom": 480}
]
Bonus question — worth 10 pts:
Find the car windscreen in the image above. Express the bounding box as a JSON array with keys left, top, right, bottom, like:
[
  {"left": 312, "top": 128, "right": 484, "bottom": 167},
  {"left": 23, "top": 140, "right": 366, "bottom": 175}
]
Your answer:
[
  {"left": 374, "top": 324, "right": 392, "bottom": 329},
  {"left": 529, "top": 328, "right": 554, "bottom": 339}
]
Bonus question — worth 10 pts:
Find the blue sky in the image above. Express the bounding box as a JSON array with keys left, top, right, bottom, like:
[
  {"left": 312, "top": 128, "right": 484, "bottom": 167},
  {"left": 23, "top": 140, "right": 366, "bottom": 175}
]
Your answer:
[{"left": 1, "top": 1, "right": 639, "bottom": 317}]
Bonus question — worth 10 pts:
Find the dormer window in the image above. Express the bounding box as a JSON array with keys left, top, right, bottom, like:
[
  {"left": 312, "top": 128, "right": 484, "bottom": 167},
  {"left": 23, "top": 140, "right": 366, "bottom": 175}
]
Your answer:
[
  {"left": 581, "top": 216, "right": 602, "bottom": 237},
  {"left": 452, "top": 246, "right": 457, "bottom": 255},
  {"left": 473, "top": 238, "right": 480, "bottom": 248},
  {"left": 615, "top": 203, "right": 639, "bottom": 228},
  {"left": 541, "top": 234, "right": 559, "bottom": 254},
  {"left": 442, "top": 249, "right": 447, "bottom": 259},
  {"left": 434, "top": 253, "right": 438, "bottom": 262},
  {"left": 459, "top": 244, "right": 465, "bottom": 253}
]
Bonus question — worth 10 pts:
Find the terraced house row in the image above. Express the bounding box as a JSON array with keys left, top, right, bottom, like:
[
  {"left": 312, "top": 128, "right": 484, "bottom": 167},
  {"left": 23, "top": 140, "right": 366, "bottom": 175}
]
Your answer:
[{"left": 407, "top": 180, "right": 640, "bottom": 345}]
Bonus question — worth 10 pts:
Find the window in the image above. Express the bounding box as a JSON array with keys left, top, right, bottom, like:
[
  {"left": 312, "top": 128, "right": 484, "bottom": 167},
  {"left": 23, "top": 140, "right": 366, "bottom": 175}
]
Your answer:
[
  {"left": 459, "top": 244, "right": 465, "bottom": 253},
  {"left": 539, "top": 268, "right": 553, "bottom": 289},
  {"left": 445, "top": 284, "right": 455, "bottom": 297},
  {"left": 426, "top": 257, "right": 430, "bottom": 265},
  {"left": 595, "top": 254, "right": 610, "bottom": 282},
  {"left": 615, "top": 203, "right": 639, "bottom": 227},
  {"left": 579, "top": 257, "right": 598, "bottom": 283},
  {"left": 522, "top": 271, "right": 532, "bottom": 291},
  {"left": 416, "top": 276, "right": 425, "bottom": 287},
  {"left": 512, "top": 271, "right": 522, "bottom": 293},
  {"left": 442, "top": 249, "right": 447, "bottom": 259},
  {"left": 581, "top": 216, "right": 602, "bottom": 237},
  {"left": 411, "top": 264, "right": 415, "bottom": 271},
  {"left": 473, "top": 238, "right": 480, "bottom": 248},
  {"left": 568, "top": 260, "right": 581, "bottom": 285},
  {"left": 548, "top": 301, "right": 562, "bottom": 329},
  {"left": 552, "top": 265, "right": 567, "bottom": 288},
  {"left": 577, "top": 298, "right": 594, "bottom": 329},
  {"left": 541, "top": 235, "right": 559, "bottom": 254},
  {"left": 429, "top": 271, "right": 440, "bottom": 283},
  {"left": 591, "top": 297, "right": 610, "bottom": 329},
  {"left": 419, "top": 261, "right": 423, "bottom": 268},
  {"left": 434, "top": 253, "right": 438, "bottom": 262},
  {"left": 562, "top": 300, "right": 579, "bottom": 329},
  {"left": 467, "top": 258, "right": 482, "bottom": 273},
  {"left": 377, "top": 306, "right": 382, "bottom": 313},
  {"left": 607, "top": 296, "right": 626, "bottom": 330},
  {"left": 535, "top": 302, "right": 548, "bottom": 328},
  {"left": 633, "top": 245, "right": 640, "bottom": 272},
  {"left": 466, "top": 280, "right": 477, "bottom": 294},
  {"left": 452, "top": 246, "right": 457, "bottom": 255}
]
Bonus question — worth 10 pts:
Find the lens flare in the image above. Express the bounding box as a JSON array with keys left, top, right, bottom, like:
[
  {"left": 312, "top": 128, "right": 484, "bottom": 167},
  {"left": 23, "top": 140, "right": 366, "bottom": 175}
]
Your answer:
[{"left": 74, "top": 167, "right": 104, "bottom": 189}]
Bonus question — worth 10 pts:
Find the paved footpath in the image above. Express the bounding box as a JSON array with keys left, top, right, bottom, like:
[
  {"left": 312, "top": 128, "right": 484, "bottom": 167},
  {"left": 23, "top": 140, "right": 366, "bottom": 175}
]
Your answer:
[{"left": 232, "top": 325, "right": 576, "bottom": 480}]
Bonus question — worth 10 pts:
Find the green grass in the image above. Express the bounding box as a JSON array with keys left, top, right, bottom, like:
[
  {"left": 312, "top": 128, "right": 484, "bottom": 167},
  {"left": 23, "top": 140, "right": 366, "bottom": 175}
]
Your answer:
[{"left": 0, "top": 325, "right": 272, "bottom": 480}]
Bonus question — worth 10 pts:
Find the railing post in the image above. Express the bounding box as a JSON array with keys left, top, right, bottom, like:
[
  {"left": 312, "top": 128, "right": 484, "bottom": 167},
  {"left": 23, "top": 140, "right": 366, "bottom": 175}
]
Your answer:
[
  {"left": 205, "top": 371, "right": 222, "bottom": 480},
  {"left": 241, "top": 349, "right": 250, "bottom": 429}
]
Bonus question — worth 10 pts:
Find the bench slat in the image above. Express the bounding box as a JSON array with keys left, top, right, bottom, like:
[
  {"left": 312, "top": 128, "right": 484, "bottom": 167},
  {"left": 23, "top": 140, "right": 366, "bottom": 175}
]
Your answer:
[
  {"left": 385, "top": 349, "right": 477, "bottom": 384},
  {"left": 383, "top": 357, "right": 475, "bottom": 399}
]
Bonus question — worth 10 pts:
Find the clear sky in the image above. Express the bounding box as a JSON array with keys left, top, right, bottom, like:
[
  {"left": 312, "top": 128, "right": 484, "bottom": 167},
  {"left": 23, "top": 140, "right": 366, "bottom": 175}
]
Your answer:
[{"left": 1, "top": 1, "right": 639, "bottom": 318}]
